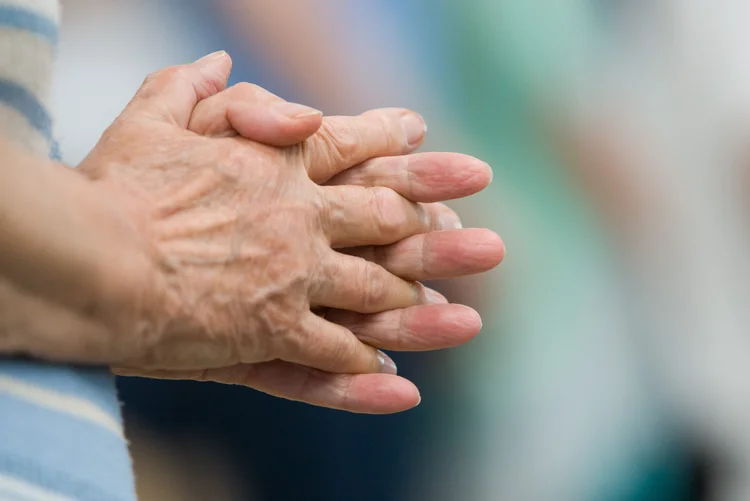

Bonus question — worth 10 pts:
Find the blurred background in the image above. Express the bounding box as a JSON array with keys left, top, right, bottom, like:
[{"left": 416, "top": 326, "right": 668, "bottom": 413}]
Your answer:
[{"left": 52, "top": 1, "right": 750, "bottom": 500}]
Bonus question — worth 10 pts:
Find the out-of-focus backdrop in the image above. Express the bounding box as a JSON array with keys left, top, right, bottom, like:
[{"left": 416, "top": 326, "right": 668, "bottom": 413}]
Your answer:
[{"left": 54, "top": 1, "right": 750, "bottom": 500}]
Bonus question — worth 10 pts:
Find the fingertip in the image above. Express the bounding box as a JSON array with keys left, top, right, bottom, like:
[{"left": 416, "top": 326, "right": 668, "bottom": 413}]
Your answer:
[
  {"left": 346, "top": 375, "right": 421, "bottom": 414},
  {"left": 455, "top": 228, "right": 506, "bottom": 270},
  {"left": 445, "top": 304, "right": 484, "bottom": 340},
  {"left": 370, "top": 152, "right": 493, "bottom": 202},
  {"left": 191, "top": 50, "right": 233, "bottom": 97},
  {"left": 477, "top": 160, "right": 493, "bottom": 186},
  {"left": 227, "top": 101, "right": 323, "bottom": 146},
  {"left": 482, "top": 229, "right": 506, "bottom": 265},
  {"left": 398, "top": 303, "right": 483, "bottom": 348},
  {"left": 418, "top": 228, "right": 504, "bottom": 277},
  {"left": 460, "top": 304, "right": 484, "bottom": 335},
  {"left": 193, "top": 50, "right": 231, "bottom": 66},
  {"left": 456, "top": 157, "right": 493, "bottom": 193}
]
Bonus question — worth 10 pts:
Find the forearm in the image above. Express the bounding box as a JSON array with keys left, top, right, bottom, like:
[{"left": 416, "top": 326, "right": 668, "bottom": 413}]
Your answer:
[
  {"left": 0, "top": 138, "right": 142, "bottom": 355},
  {"left": 0, "top": 277, "right": 112, "bottom": 362}
]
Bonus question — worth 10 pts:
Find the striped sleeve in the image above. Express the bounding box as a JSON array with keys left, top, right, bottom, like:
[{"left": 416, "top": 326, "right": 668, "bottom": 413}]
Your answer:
[
  {"left": 0, "top": 1, "right": 137, "bottom": 500},
  {"left": 0, "top": 0, "right": 58, "bottom": 157},
  {"left": 0, "top": 361, "right": 135, "bottom": 501}
]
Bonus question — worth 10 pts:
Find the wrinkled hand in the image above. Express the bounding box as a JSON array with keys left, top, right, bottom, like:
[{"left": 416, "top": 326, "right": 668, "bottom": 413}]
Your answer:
[{"left": 86, "top": 53, "right": 503, "bottom": 413}]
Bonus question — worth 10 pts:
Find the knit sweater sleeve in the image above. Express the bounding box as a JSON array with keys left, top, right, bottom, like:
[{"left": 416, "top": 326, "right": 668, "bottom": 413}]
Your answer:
[
  {"left": 0, "top": 0, "right": 59, "bottom": 157},
  {"left": 0, "top": 2, "right": 137, "bottom": 500}
]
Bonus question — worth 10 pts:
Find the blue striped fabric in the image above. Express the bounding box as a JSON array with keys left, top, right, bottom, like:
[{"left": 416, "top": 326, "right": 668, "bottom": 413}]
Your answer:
[
  {"left": 0, "top": 79, "right": 53, "bottom": 141},
  {"left": 0, "top": 1, "right": 136, "bottom": 500},
  {"left": 0, "top": 4, "right": 57, "bottom": 43},
  {"left": 0, "top": 391, "right": 133, "bottom": 501},
  {"left": 0, "top": 2, "right": 59, "bottom": 159},
  {"left": 0, "top": 360, "right": 125, "bottom": 420}
]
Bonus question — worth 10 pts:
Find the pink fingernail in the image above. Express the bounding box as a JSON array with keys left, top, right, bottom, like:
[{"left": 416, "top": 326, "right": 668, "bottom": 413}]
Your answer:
[
  {"left": 439, "top": 212, "right": 462, "bottom": 230},
  {"left": 401, "top": 113, "right": 426, "bottom": 147},
  {"left": 274, "top": 102, "right": 322, "bottom": 119},
  {"left": 378, "top": 350, "right": 398, "bottom": 375},
  {"left": 424, "top": 288, "right": 448, "bottom": 304},
  {"left": 195, "top": 50, "right": 227, "bottom": 63}
]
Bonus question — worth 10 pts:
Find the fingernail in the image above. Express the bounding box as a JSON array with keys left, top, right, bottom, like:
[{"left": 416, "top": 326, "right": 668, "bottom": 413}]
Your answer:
[
  {"left": 424, "top": 288, "right": 448, "bottom": 304},
  {"left": 195, "top": 50, "right": 227, "bottom": 63},
  {"left": 401, "top": 113, "right": 426, "bottom": 147},
  {"left": 274, "top": 101, "right": 322, "bottom": 119},
  {"left": 485, "top": 162, "right": 494, "bottom": 183},
  {"left": 440, "top": 212, "right": 462, "bottom": 230},
  {"left": 436, "top": 203, "right": 462, "bottom": 229},
  {"left": 378, "top": 350, "right": 398, "bottom": 375}
]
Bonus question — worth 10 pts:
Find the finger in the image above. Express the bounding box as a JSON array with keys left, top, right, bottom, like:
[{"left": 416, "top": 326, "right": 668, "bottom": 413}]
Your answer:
[
  {"left": 122, "top": 51, "right": 233, "bottom": 127},
  {"left": 114, "top": 362, "right": 421, "bottom": 414},
  {"left": 188, "top": 82, "right": 323, "bottom": 146},
  {"left": 326, "top": 152, "right": 493, "bottom": 203},
  {"left": 325, "top": 303, "right": 483, "bottom": 351},
  {"left": 429, "top": 202, "right": 463, "bottom": 230},
  {"left": 299, "top": 108, "right": 427, "bottom": 183},
  {"left": 323, "top": 186, "right": 454, "bottom": 247},
  {"left": 343, "top": 228, "right": 505, "bottom": 281},
  {"left": 313, "top": 253, "right": 442, "bottom": 313},
  {"left": 275, "top": 312, "right": 398, "bottom": 374}
]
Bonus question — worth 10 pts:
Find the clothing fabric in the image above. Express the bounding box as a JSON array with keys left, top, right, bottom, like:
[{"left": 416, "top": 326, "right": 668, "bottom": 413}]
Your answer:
[{"left": 0, "top": 1, "right": 135, "bottom": 500}]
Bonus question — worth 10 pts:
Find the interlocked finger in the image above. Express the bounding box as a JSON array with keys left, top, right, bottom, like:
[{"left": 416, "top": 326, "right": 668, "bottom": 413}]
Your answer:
[
  {"left": 274, "top": 312, "right": 397, "bottom": 375},
  {"left": 311, "top": 252, "right": 439, "bottom": 313},
  {"left": 321, "top": 185, "right": 457, "bottom": 247},
  {"left": 299, "top": 108, "right": 426, "bottom": 183},
  {"left": 325, "top": 152, "right": 493, "bottom": 203},
  {"left": 342, "top": 228, "right": 505, "bottom": 281}
]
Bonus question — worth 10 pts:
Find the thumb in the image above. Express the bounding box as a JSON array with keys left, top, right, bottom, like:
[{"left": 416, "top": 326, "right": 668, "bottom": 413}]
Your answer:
[
  {"left": 122, "top": 51, "right": 233, "bottom": 127},
  {"left": 188, "top": 82, "right": 323, "bottom": 147}
]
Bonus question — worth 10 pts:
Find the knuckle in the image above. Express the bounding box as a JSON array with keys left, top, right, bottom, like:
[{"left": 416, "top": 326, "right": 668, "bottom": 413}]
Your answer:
[
  {"left": 159, "top": 65, "right": 185, "bottom": 84},
  {"left": 374, "top": 113, "right": 399, "bottom": 151},
  {"left": 370, "top": 187, "right": 409, "bottom": 239},
  {"left": 329, "top": 334, "right": 356, "bottom": 365},
  {"left": 307, "top": 188, "right": 330, "bottom": 233},
  {"left": 318, "top": 119, "right": 359, "bottom": 162},
  {"left": 349, "top": 159, "right": 376, "bottom": 186},
  {"left": 272, "top": 325, "right": 306, "bottom": 360},
  {"left": 137, "top": 72, "right": 161, "bottom": 98},
  {"left": 358, "top": 261, "right": 390, "bottom": 310},
  {"left": 229, "top": 81, "right": 260, "bottom": 99},
  {"left": 308, "top": 242, "right": 333, "bottom": 291},
  {"left": 361, "top": 110, "right": 400, "bottom": 149},
  {"left": 138, "top": 65, "right": 184, "bottom": 98},
  {"left": 140, "top": 72, "right": 157, "bottom": 89}
]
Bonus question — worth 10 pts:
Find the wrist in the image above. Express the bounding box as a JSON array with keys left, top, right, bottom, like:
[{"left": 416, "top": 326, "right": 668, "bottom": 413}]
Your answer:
[
  {"left": 0, "top": 142, "right": 154, "bottom": 346},
  {"left": 0, "top": 277, "right": 115, "bottom": 363}
]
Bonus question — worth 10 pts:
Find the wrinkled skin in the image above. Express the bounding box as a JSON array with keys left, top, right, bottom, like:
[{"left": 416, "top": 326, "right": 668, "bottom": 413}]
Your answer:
[
  {"left": 70, "top": 52, "right": 504, "bottom": 413},
  {"left": 80, "top": 96, "right": 444, "bottom": 377}
]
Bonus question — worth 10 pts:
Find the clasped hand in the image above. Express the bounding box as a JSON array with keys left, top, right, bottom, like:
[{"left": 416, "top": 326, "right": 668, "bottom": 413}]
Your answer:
[{"left": 69, "top": 52, "right": 504, "bottom": 413}]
